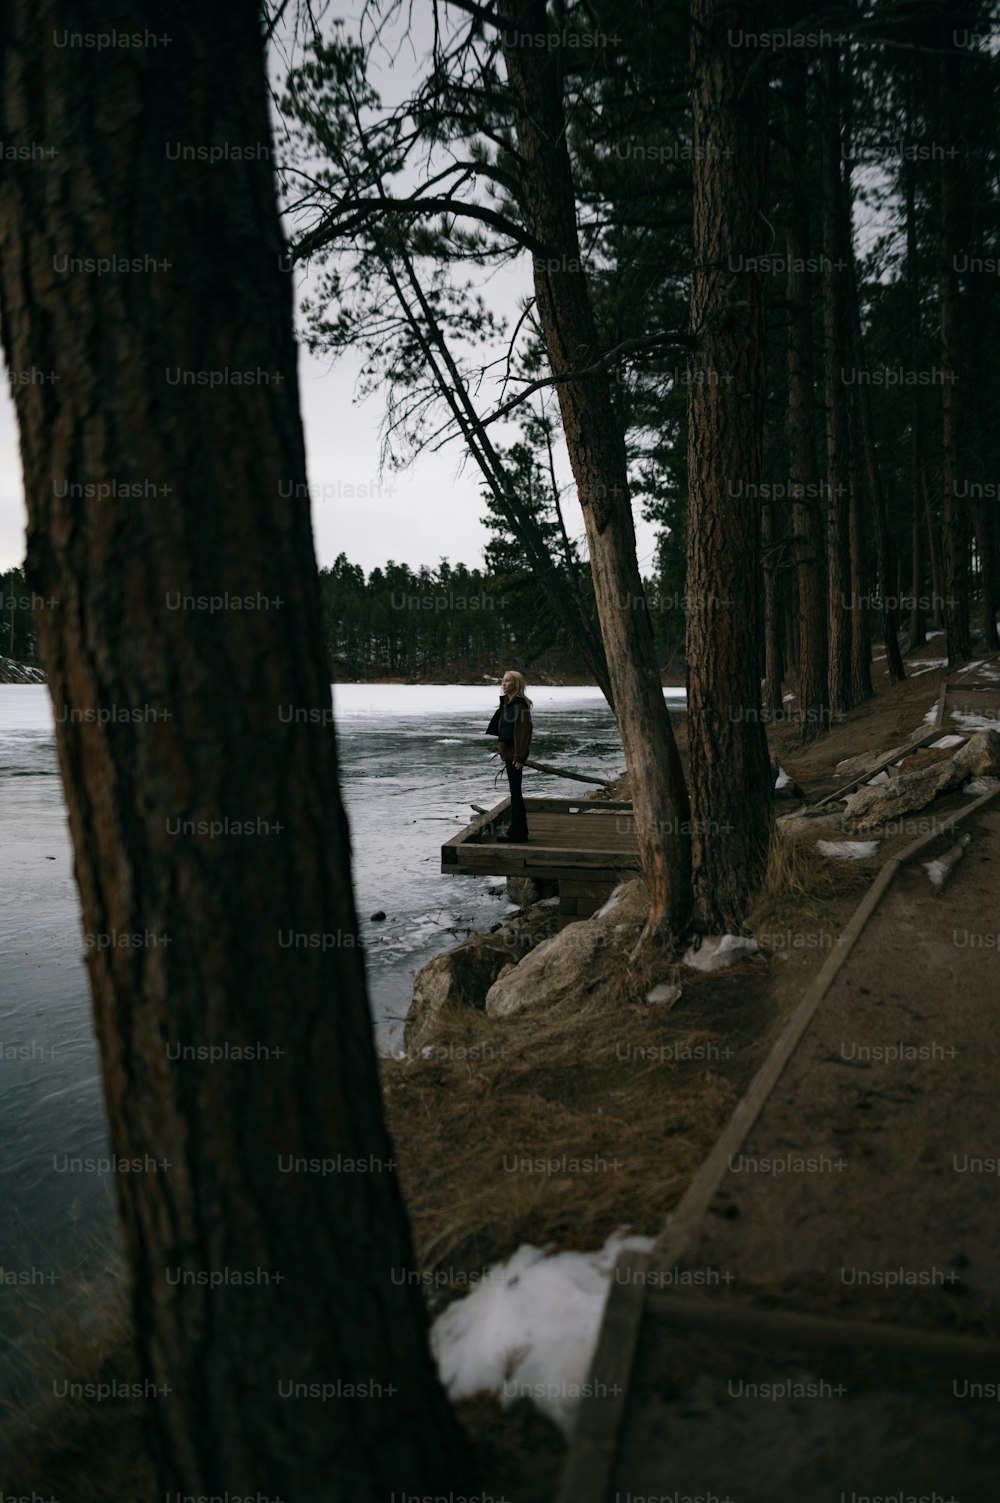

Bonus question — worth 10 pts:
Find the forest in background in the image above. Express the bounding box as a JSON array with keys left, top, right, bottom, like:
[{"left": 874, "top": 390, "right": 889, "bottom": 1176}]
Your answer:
[{"left": 2, "top": 2, "right": 1000, "bottom": 1497}]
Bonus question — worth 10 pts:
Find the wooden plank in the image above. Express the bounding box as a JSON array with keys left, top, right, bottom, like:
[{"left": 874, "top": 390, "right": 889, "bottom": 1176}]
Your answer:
[
  {"left": 555, "top": 1248, "right": 652, "bottom": 1503},
  {"left": 894, "top": 782, "right": 1000, "bottom": 866},
  {"left": 441, "top": 798, "right": 510, "bottom": 849},
  {"left": 934, "top": 679, "right": 949, "bottom": 729},
  {"left": 511, "top": 797, "right": 635, "bottom": 814},
  {"left": 645, "top": 1291, "right": 1000, "bottom": 1368}
]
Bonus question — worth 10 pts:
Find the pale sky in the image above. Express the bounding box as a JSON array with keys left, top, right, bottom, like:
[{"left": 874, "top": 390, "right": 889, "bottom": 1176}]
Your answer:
[{"left": 0, "top": 5, "right": 660, "bottom": 581}]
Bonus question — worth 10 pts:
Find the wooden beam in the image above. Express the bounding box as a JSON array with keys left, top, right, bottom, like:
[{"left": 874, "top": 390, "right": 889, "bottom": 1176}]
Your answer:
[
  {"left": 645, "top": 1291, "right": 1000, "bottom": 1368},
  {"left": 441, "top": 798, "right": 510, "bottom": 849},
  {"left": 555, "top": 1248, "right": 652, "bottom": 1503},
  {"left": 806, "top": 724, "right": 958, "bottom": 810}
]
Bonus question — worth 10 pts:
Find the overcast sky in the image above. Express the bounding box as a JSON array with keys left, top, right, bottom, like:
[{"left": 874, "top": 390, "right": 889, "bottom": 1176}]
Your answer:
[{"left": 0, "top": 6, "right": 660, "bottom": 581}]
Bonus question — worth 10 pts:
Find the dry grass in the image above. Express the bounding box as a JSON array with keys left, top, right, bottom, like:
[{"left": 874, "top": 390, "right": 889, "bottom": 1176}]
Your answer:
[
  {"left": 755, "top": 825, "right": 874, "bottom": 911},
  {"left": 382, "top": 972, "right": 767, "bottom": 1307},
  {"left": 0, "top": 1250, "right": 154, "bottom": 1500}
]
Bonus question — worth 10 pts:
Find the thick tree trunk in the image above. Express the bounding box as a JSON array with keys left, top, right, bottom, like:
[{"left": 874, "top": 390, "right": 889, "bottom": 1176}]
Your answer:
[
  {"left": 924, "top": 470, "right": 946, "bottom": 630},
  {"left": 845, "top": 273, "right": 905, "bottom": 682},
  {"left": 498, "top": 0, "right": 692, "bottom": 941},
  {"left": 0, "top": 4, "right": 471, "bottom": 1498},
  {"left": 819, "top": 52, "right": 854, "bottom": 715},
  {"left": 783, "top": 53, "right": 829, "bottom": 741},
  {"left": 761, "top": 501, "right": 784, "bottom": 719},
  {"left": 847, "top": 462, "right": 874, "bottom": 703},
  {"left": 967, "top": 298, "right": 1000, "bottom": 650},
  {"left": 904, "top": 150, "right": 927, "bottom": 650},
  {"left": 938, "top": 28, "right": 972, "bottom": 664},
  {"left": 683, "top": 0, "right": 774, "bottom": 931}
]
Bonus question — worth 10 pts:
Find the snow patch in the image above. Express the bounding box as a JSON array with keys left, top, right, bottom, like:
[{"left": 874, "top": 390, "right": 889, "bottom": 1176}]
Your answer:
[
  {"left": 592, "top": 883, "right": 628, "bottom": 919},
  {"left": 923, "top": 833, "right": 971, "bottom": 892},
  {"left": 951, "top": 710, "right": 1000, "bottom": 732},
  {"left": 865, "top": 770, "right": 890, "bottom": 786},
  {"left": 682, "top": 934, "right": 759, "bottom": 972},
  {"left": 647, "top": 982, "right": 682, "bottom": 1007},
  {"left": 774, "top": 766, "right": 791, "bottom": 789},
  {"left": 930, "top": 734, "right": 965, "bottom": 749},
  {"left": 431, "top": 1232, "right": 653, "bottom": 1438},
  {"left": 817, "top": 839, "right": 880, "bottom": 860}
]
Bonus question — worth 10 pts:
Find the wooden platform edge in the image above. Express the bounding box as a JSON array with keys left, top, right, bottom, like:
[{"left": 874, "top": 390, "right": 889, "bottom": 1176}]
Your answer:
[{"left": 554, "top": 1248, "right": 652, "bottom": 1503}]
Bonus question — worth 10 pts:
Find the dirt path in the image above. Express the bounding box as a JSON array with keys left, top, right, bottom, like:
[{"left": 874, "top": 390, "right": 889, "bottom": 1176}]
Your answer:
[
  {"left": 589, "top": 793, "right": 1000, "bottom": 1503},
  {"left": 559, "top": 655, "right": 1000, "bottom": 1503}
]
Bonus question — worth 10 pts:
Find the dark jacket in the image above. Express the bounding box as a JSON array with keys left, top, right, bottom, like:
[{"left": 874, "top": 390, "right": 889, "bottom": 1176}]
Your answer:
[{"left": 486, "top": 694, "right": 532, "bottom": 764}]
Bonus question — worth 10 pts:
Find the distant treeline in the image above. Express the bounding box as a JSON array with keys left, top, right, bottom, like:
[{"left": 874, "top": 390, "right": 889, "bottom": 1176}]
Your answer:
[
  {"left": 1, "top": 557, "right": 683, "bottom": 680},
  {"left": 0, "top": 568, "right": 39, "bottom": 664},
  {"left": 318, "top": 553, "right": 685, "bottom": 680}
]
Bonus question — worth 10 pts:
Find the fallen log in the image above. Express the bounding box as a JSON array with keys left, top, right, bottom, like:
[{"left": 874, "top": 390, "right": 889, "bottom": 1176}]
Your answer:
[{"left": 523, "top": 758, "right": 614, "bottom": 787}]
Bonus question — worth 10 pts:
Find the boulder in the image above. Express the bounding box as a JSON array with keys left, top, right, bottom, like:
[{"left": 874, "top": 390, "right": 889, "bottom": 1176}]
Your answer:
[
  {"left": 404, "top": 901, "right": 561, "bottom": 1054},
  {"left": 833, "top": 742, "right": 910, "bottom": 779},
  {"left": 484, "top": 879, "right": 650, "bottom": 1020},
  {"left": 842, "top": 730, "right": 1000, "bottom": 831}
]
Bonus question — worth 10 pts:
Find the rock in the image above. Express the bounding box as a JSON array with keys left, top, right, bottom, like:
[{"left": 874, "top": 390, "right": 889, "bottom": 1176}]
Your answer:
[
  {"left": 506, "top": 875, "right": 558, "bottom": 906},
  {"left": 370, "top": 910, "right": 387, "bottom": 922},
  {"left": 842, "top": 730, "right": 1000, "bottom": 830},
  {"left": 484, "top": 879, "right": 649, "bottom": 1020},
  {"left": 834, "top": 743, "right": 909, "bottom": 778},
  {"left": 952, "top": 730, "right": 1000, "bottom": 778},
  {"left": 404, "top": 903, "right": 563, "bottom": 1054}
]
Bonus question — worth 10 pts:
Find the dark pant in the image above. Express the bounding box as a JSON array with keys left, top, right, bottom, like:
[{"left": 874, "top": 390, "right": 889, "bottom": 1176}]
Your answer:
[{"left": 505, "top": 758, "right": 528, "bottom": 839}]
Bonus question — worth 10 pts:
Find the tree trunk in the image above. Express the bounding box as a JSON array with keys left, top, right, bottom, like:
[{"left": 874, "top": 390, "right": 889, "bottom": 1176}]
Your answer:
[
  {"left": 498, "top": 0, "right": 692, "bottom": 942},
  {"left": 762, "top": 501, "right": 784, "bottom": 719},
  {"left": 783, "top": 52, "right": 829, "bottom": 741},
  {"left": 0, "top": 4, "right": 471, "bottom": 1497},
  {"left": 938, "top": 20, "right": 972, "bottom": 665},
  {"left": 845, "top": 261, "right": 905, "bottom": 682},
  {"left": 683, "top": 0, "right": 774, "bottom": 931},
  {"left": 904, "top": 145, "right": 927, "bottom": 650},
  {"left": 924, "top": 469, "right": 946, "bottom": 630},
  {"left": 819, "top": 51, "right": 853, "bottom": 715}
]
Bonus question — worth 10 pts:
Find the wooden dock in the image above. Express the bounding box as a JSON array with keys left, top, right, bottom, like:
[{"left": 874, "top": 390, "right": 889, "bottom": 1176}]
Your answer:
[{"left": 441, "top": 796, "right": 641, "bottom": 917}]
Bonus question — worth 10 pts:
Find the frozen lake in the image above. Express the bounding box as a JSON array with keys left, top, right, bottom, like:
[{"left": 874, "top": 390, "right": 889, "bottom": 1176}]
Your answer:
[{"left": 0, "top": 680, "right": 683, "bottom": 1274}]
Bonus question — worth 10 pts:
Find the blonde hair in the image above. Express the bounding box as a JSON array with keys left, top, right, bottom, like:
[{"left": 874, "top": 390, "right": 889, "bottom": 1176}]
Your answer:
[{"left": 503, "top": 669, "right": 532, "bottom": 706}]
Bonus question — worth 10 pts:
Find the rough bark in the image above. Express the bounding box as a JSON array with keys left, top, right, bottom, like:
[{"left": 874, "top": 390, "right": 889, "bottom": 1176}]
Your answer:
[
  {"left": 498, "top": 0, "right": 692, "bottom": 942},
  {"left": 783, "top": 52, "right": 829, "bottom": 741},
  {"left": 845, "top": 268, "right": 905, "bottom": 682},
  {"left": 819, "top": 51, "right": 854, "bottom": 715},
  {"left": 761, "top": 500, "right": 784, "bottom": 719},
  {"left": 904, "top": 147, "right": 927, "bottom": 649},
  {"left": 683, "top": 0, "right": 774, "bottom": 931},
  {"left": 0, "top": 4, "right": 471, "bottom": 1497},
  {"left": 938, "top": 25, "right": 972, "bottom": 664}
]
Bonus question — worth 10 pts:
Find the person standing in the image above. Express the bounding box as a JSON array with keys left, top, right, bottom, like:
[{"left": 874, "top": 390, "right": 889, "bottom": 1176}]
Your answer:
[{"left": 486, "top": 670, "right": 533, "bottom": 842}]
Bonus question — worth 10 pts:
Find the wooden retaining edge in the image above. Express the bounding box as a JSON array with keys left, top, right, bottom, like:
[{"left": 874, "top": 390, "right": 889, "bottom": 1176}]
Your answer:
[
  {"left": 556, "top": 781, "right": 1000, "bottom": 1503},
  {"left": 644, "top": 1292, "right": 1000, "bottom": 1369}
]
